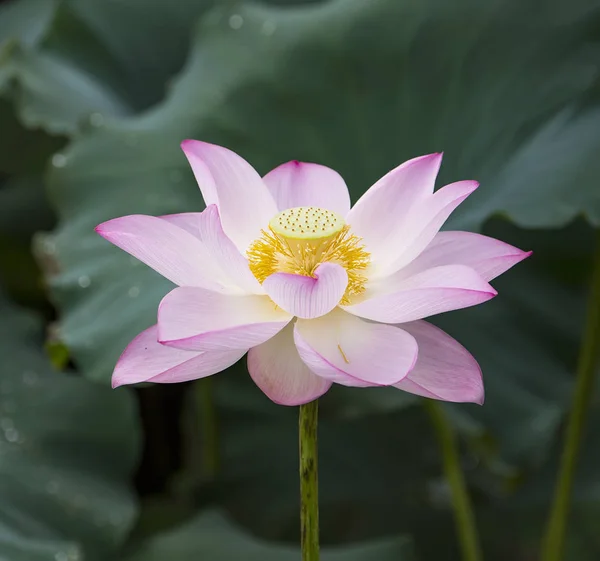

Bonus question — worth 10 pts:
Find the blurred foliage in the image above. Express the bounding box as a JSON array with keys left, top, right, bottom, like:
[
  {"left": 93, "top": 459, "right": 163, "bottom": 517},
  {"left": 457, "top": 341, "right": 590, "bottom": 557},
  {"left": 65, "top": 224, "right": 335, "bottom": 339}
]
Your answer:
[
  {"left": 0, "top": 0, "right": 599, "bottom": 559},
  {"left": 0, "top": 290, "right": 139, "bottom": 561},
  {"left": 124, "top": 510, "right": 415, "bottom": 561}
]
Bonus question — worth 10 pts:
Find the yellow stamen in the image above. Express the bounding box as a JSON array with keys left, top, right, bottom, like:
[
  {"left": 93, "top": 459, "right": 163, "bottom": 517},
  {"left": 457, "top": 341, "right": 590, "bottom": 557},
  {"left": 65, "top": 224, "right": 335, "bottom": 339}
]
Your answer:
[
  {"left": 247, "top": 206, "right": 370, "bottom": 305},
  {"left": 337, "top": 344, "right": 350, "bottom": 364}
]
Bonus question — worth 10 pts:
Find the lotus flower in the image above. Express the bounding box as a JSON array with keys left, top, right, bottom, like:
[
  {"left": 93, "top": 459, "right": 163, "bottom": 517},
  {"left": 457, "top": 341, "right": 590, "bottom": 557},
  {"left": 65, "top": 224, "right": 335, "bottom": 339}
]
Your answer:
[{"left": 96, "top": 141, "right": 530, "bottom": 405}]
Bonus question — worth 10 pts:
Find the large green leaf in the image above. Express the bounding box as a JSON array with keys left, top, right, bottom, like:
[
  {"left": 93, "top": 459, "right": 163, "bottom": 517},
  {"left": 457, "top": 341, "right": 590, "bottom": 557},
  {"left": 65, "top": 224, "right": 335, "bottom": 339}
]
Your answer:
[
  {"left": 0, "top": 291, "right": 141, "bottom": 561},
  {"left": 97, "top": 0, "right": 599, "bottom": 226},
  {"left": 0, "top": 0, "right": 58, "bottom": 49},
  {"left": 124, "top": 510, "right": 414, "bottom": 561},
  {"left": 0, "top": 0, "right": 216, "bottom": 133}
]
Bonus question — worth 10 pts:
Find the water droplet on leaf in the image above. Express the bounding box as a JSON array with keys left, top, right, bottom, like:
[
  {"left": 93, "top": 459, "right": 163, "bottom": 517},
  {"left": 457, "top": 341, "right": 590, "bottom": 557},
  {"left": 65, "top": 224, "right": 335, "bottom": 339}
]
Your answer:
[
  {"left": 4, "top": 427, "right": 19, "bottom": 442},
  {"left": 261, "top": 20, "right": 276, "bottom": 36},
  {"left": 52, "top": 154, "right": 67, "bottom": 168},
  {"left": 89, "top": 112, "right": 105, "bottom": 127},
  {"left": 229, "top": 14, "right": 243, "bottom": 29}
]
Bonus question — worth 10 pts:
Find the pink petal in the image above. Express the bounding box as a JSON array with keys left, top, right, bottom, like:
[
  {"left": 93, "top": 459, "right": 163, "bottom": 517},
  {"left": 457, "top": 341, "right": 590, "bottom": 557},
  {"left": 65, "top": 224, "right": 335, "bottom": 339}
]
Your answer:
[
  {"left": 179, "top": 149, "right": 218, "bottom": 206},
  {"left": 381, "top": 180, "right": 480, "bottom": 276},
  {"left": 159, "top": 212, "right": 202, "bottom": 238},
  {"left": 294, "top": 309, "right": 418, "bottom": 387},
  {"left": 162, "top": 207, "right": 263, "bottom": 294},
  {"left": 397, "top": 231, "right": 532, "bottom": 282},
  {"left": 346, "top": 154, "right": 442, "bottom": 269},
  {"left": 95, "top": 214, "right": 234, "bottom": 290},
  {"left": 394, "top": 321, "right": 484, "bottom": 404},
  {"left": 196, "top": 205, "right": 263, "bottom": 294},
  {"left": 157, "top": 287, "right": 291, "bottom": 351},
  {"left": 248, "top": 323, "right": 331, "bottom": 405},
  {"left": 180, "top": 140, "right": 277, "bottom": 252},
  {"left": 262, "top": 262, "right": 348, "bottom": 319},
  {"left": 112, "top": 325, "right": 245, "bottom": 388},
  {"left": 263, "top": 160, "right": 351, "bottom": 215},
  {"left": 344, "top": 264, "right": 496, "bottom": 323}
]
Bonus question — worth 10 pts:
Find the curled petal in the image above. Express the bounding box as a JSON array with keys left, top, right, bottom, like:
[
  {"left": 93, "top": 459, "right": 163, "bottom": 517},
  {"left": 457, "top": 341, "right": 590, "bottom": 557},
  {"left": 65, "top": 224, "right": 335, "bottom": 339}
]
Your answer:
[
  {"left": 294, "top": 309, "right": 418, "bottom": 387},
  {"left": 263, "top": 160, "right": 351, "bottom": 216},
  {"left": 112, "top": 325, "right": 245, "bottom": 388},
  {"left": 181, "top": 140, "right": 277, "bottom": 252},
  {"left": 95, "top": 214, "right": 234, "bottom": 290},
  {"left": 344, "top": 264, "right": 496, "bottom": 323},
  {"left": 262, "top": 262, "right": 348, "bottom": 319},
  {"left": 248, "top": 323, "right": 332, "bottom": 405},
  {"left": 394, "top": 321, "right": 484, "bottom": 404},
  {"left": 158, "top": 287, "right": 291, "bottom": 351}
]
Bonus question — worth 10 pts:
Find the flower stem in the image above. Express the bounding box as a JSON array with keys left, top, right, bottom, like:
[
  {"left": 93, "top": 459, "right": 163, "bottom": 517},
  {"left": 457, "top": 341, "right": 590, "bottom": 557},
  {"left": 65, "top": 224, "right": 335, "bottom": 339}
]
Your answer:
[
  {"left": 299, "top": 399, "right": 320, "bottom": 561},
  {"left": 425, "top": 400, "right": 482, "bottom": 561},
  {"left": 197, "top": 376, "right": 218, "bottom": 480},
  {"left": 541, "top": 231, "right": 600, "bottom": 561}
]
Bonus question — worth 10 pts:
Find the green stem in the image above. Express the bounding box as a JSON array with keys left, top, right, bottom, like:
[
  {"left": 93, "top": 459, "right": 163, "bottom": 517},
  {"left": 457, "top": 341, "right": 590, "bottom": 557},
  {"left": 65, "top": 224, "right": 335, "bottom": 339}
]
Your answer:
[
  {"left": 541, "top": 231, "right": 600, "bottom": 561},
  {"left": 299, "top": 399, "right": 320, "bottom": 561},
  {"left": 197, "top": 376, "right": 218, "bottom": 480},
  {"left": 425, "top": 400, "right": 482, "bottom": 561}
]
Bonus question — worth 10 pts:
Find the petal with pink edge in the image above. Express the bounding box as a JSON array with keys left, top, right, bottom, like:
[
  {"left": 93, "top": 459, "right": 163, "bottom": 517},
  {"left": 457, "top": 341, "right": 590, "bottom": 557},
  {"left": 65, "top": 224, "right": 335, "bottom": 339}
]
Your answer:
[
  {"left": 158, "top": 287, "right": 291, "bottom": 351},
  {"left": 346, "top": 154, "right": 442, "bottom": 267},
  {"left": 262, "top": 262, "right": 348, "bottom": 319},
  {"left": 344, "top": 264, "right": 496, "bottom": 323},
  {"left": 112, "top": 325, "right": 246, "bottom": 388},
  {"left": 95, "top": 214, "right": 234, "bottom": 290},
  {"left": 394, "top": 321, "right": 484, "bottom": 404},
  {"left": 294, "top": 309, "right": 418, "bottom": 387},
  {"left": 396, "top": 230, "right": 532, "bottom": 282},
  {"left": 180, "top": 140, "right": 277, "bottom": 252},
  {"left": 248, "top": 323, "right": 331, "bottom": 405},
  {"left": 263, "top": 161, "right": 351, "bottom": 215}
]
